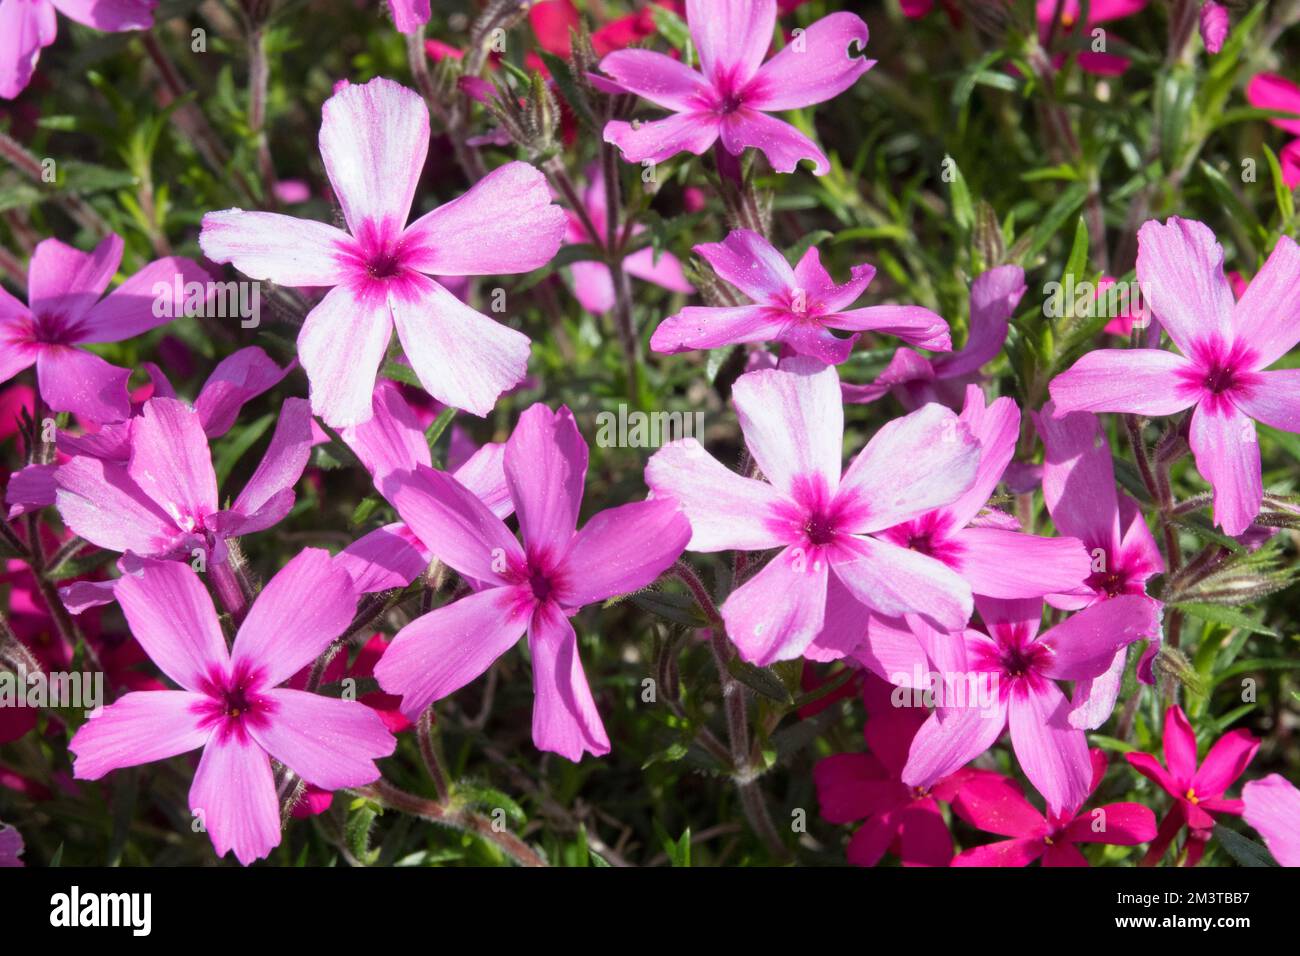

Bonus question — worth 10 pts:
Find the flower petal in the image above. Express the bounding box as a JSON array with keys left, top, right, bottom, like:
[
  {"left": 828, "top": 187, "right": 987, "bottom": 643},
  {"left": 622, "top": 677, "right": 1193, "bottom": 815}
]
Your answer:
[
  {"left": 1007, "top": 678, "right": 1092, "bottom": 817},
  {"left": 902, "top": 696, "right": 1008, "bottom": 790},
  {"left": 838, "top": 402, "right": 980, "bottom": 534},
  {"left": 505, "top": 403, "right": 587, "bottom": 558},
  {"left": 229, "top": 397, "right": 312, "bottom": 531},
  {"left": 555, "top": 498, "right": 690, "bottom": 606},
  {"left": 603, "top": 112, "right": 721, "bottom": 166},
  {"left": 54, "top": 456, "right": 179, "bottom": 556},
  {"left": 1136, "top": 217, "right": 1235, "bottom": 354},
  {"left": 732, "top": 355, "right": 843, "bottom": 499},
  {"left": 401, "top": 162, "right": 566, "bottom": 276},
  {"left": 199, "top": 210, "right": 357, "bottom": 286},
  {"left": 188, "top": 732, "right": 280, "bottom": 866},
  {"left": 832, "top": 534, "right": 972, "bottom": 632},
  {"left": 318, "top": 77, "right": 428, "bottom": 236},
  {"left": 35, "top": 345, "right": 132, "bottom": 422},
  {"left": 391, "top": 273, "right": 530, "bottom": 418},
  {"left": 1038, "top": 594, "right": 1161, "bottom": 680},
  {"left": 721, "top": 544, "right": 828, "bottom": 664},
  {"left": 248, "top": 688, "right": 395, "bottom": 790},
  {"left": 719, "top": 108, "right": 829, "bottom": 175},
  {"left": 1234, "top": 368, "right": 1300, "bottom": 433},
  {"left": 297, "top": 280, "right": 393, "bottom": 428},
  {"left": 114, "top": 558, "right": 230, "bottom": 691},
  {"left": 823, "top": 304, "right": 950, "bottom": 351},
  {"left": 1242, "top": 775, "right": 1300, "bottom": 867},
  {"left": 527, "top": 600, "right": 610, "bottom": 760},
  {"left": 375, "top": 586, "right": 531, "bottom": 720},
  {"left": 27, "top": 234, "right": 122, "bottom": 326},
  {"left": 1191, "top": 729, "right": 1259, "bottom": 799},
  {"left": 695, "top": 229, "right": 795, "bottom": 304},
  {"left": 69, "top": 690, "right": 210, "bottom": 780},
  {"left": 597, "top": 49, "right": 711, "bottom": 111},
  {"left": 687, "top": 0, "right": 774, "bottom": 90},
  {"left": 951, "top": 528, "right": 1090, "bottom": 600},
  {"left": 1189, "top": 400, "right": 1262, "bottom": 536},
  {"left": 650, "top": 305, "right": 786, "bottom": 353},
  {"left": 746, "top": 12, "right": 871, "bottom": 110},
  {"left": 76, "top": 256, "right": 213, "bottom": 343},
  {"left": 1230, "top": 235, "right": 1300, "bottom": 367},
  {"left": 644, "top": 438, "right": 794, "bottom": 552},
  {"left": 383, "top": 464, "right": 524, "bottom": 585},
  {"left": 195, "top": 347, "right": 290, "bottom": 438},
  {"left": 1048, "top": 348, "right": 1196, "bottom": 416},
  {"left": 934, "top": 265, "right": 1025, "bottom": 378},
  {"left": 127, "top": 397, "right": 219, "bottom": 525}
]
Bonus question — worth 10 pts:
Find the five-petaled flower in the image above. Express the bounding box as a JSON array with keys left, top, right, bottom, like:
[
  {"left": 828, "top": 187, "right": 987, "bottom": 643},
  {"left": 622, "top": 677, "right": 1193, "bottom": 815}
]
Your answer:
[
  {"left": 600, "top": 0, "right": 873, "bottom": 174},
  {"left": 651, "top": 229, "right": 949, "bottom": 362},
  {"left": 200, "top": 77, "right": 567, "bottom": 427},
  {"left": 647, "top": 357, "right": 984, "bottom": 666},
  {"left": 1125, "top": 704, "right": 1258, "bottom": 866},
  {"left": 69, "top": 550, "right": 397, "bottom": 866},
  {"left": 374, "top": 403, "right": 691, "bottom": 761},
  {"left": 1050, "top": 218, "right": 1300, "bottom": 536}
]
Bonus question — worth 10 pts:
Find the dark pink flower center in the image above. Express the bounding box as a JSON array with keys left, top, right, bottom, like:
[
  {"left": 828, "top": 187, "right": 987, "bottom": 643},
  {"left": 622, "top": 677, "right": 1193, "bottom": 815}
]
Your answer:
[
  {"left": 195, "top": 662, "right": 274, "bottom": 741},
  {"left": 803, "top": 511, "right": 838, "bottom": 546},
  {"left": 1087, "top": 568, "right": 1130, "bottom": 598},
  {"left": 529, "top": 569, "right": 554, "bottom": 602}
]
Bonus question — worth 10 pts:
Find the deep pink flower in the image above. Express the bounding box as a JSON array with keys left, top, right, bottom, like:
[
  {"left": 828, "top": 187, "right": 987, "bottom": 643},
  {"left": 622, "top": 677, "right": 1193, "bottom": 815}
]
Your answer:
[
  {"left": 0, "top": 0, "right": 155, "bottom": 99},
  {"left": 0, "top": 234, "right": 209, "bottom": 422},
  {"left": 815, "top": 675, "right": 968, "bottom": 866},
  {"left": 1126, "top": 705, "right": 1259, "bottom": 866},
  {"left": 54, "top": 395, "right": 312, "bottom": 565},
  {"left": 563, "top": 163, "right": 693, "bottom": 314},
  {"left": 647, "top": 357, "right": 983, "bottom": 665},
  {"left": 384, "top": 0, "right": 428, "bottom": 34},
  {"left": 842, "top": 265, "right": 1024, "bottom": 409},
  {"left": 651, "top": 229, "right": 948, "bottom": 362},
  {"left": 0, "top": 821, "right": 22, "bottom": 867},
  {"left": 1243, "top": 774, "right": 1300, "bottom": 867},
  {"left": 1037, "top": 0, "right": 1149, "bottom": 77},
  {"left": 1199, "top": 2, "right": 1229, "bottom": 54},
  {"left": 1246, "top": 73, "right": 1300, "bottom": 188},
  {"left": 333, "top": 378, "right": 512, "bottom": 594},
  {"left": 903, "top": 594, "right": 1160, "bottom": 816},
  {"left": 952, "top": 750, "right": 1157, "bottom": 866},
  {"left": 1050, "top": 219, "right": 1300, "bottom": 536},
  {"left": 69, "top": 551, "right": 396, "bottom": 865},
  {"left": 529, "top": 0, "right": 685, "bottom": 62},
  {"left": 600, "top": 0, "right": 873, "bottom": 175},
  {"left": 1035, "top": 402, "right": 1163, "bottom": 724},
  {"left": 375, "top": 403, "right": 690, "bottom": 760},
  {"left": 200, "top": 78, "right": 566, "bottom": 426}
]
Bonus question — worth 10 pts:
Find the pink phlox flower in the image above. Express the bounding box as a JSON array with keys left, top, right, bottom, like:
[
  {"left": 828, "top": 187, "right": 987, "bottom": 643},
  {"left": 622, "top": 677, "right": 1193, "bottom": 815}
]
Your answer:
[
  {"left": 200, "top": 77, "right": 567, "bottom": 427},
  {"left": 374, "top": 402, "right": 691, "bottom": 760},
  {"left": 842, "top": 264, "right": 1024, "bottom": 409},
  {"left": 0, "top": 233, "right": 210, "bottom": 422},
  {"left": 1125, "top": 705, "right": 1259, "bottom": 866},
  {"left": 901, "top": 593, "right": 1161, "bottom": 817},
  {"left": 1050, "top": 218, "right": 1300, "bottom": 536},
  {"left": 599, "top": 0, "right": 873, "bottom": 175},
  {"left": 652, "top": 229, "right": 949, "bottom": 363},
  {"left": 646, "top": 356, "right": 983, "bottom": 666},
  {"left": 951, "top": 749, "right": 1157, "bottom": 866},
  {"left": 69, "top": 550, "right": 396, "bottom": 865}
]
